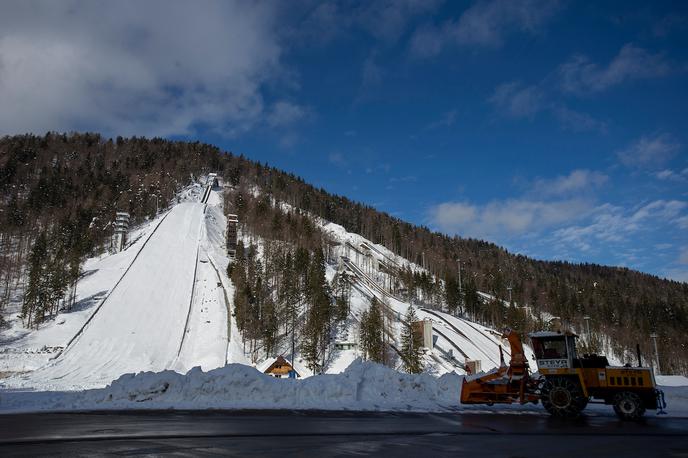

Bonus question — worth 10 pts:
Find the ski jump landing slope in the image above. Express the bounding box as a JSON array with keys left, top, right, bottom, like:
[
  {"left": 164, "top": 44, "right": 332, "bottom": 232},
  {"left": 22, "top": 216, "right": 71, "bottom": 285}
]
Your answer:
[{"left": 25, "top": 202, "right": 205, "bottom": 390}]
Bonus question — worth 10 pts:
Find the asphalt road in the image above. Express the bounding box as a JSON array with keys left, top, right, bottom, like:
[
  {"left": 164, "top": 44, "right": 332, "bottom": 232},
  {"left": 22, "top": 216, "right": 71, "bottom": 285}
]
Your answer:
[{"left": 0, "top": 410, "right": 686, "bottom": 457}]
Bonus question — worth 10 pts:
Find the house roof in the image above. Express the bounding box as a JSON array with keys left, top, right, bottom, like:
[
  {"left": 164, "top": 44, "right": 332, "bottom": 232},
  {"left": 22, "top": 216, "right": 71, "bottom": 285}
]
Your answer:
[{"left": 257, "top": 355, "right": 300, "bottom": 376}]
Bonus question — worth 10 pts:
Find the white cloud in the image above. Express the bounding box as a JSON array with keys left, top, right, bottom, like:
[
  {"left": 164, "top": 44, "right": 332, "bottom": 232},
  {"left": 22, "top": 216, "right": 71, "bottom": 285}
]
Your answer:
[
  {"left": 656, "top": 169, "right": 676, "bottom": 180},
  {"left": 0, "top": 1, "right": 290, "bottom": 137},
  {"left": 489, "top": 80, "right": 608, "bottom": 132},
  {"left": 617, "top": 133, "right": 681, "bottom": 169},
  {"left": 297, "top": 0, "right": 442, "bottom": 46},
  {"left": 663, "top": 247, "right": 688, "bottom": 283},
  {"left": 679, "top": 247, "right": 688, "bottom": 265},
  {"left": 355, "top": 0, "right": 444, "bottom": 44},
  {"left": 630, "top": 199, "right": 687, "bottom": 222},
  {"left": 489, "top": 82, "right": 543, "bottom": 118},
  {"left": 663, "top": 269, "right": 688, "bottom": 283},
  {"left": 267, "top": 101, "right": 309, "bottom": 128},
  {"left": 677, "top": 215, "right": 688, "bottom": 229},
  {"left": 328, "top": 152, "right": 347, "bottom": 167},
  {"left": 361, "top": 52, "right": 383, "bottom": 88},
  {"left": 653, "top": 14, "right": 688, "bottom": 38},
  {"left": 553, "top": 106, "right": 607, "bottom": 133},
  {"left": 410, "top": 24, "right": 445, "bottom": 58},
  {"left": 531, "top": 169, "right": 608, "bottom": 196},
  {"left": 427, "top": 169, "right": 612, "bottom": 241},
  {"left": 559, "top": 44, "right": 671, "bottom": 94},
  {"left": 550, "top": 200, "right": 687, "bottom": 252},
  {"left": 389, "top": 176, "right": 418, "bottom": 183},
  {"left": 425, "top": 110, "right": 458, "bottom": 130},
  {"left": 654, "top": 168, "right": 688, "bottom": 181},
  {"left": 428, "top": 198, "right": 591, "bottom": 240},
  {"left": 410, "top": 0, "right": 561, "bottom": 57}
]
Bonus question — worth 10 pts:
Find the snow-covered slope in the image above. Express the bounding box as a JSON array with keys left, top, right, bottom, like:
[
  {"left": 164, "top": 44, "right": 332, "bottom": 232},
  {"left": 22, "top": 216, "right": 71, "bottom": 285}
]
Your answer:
[
  {"left": 11, "top": 203, "right": 204, "bottom": 389},
  {"left": 2, "top": 181, "right": 247, "bottom": 391},
  {"left": 0, "top": 211, "right": 168, "bottom": 374},
  {"left": 317, "top": 218, "right": 535, "bottom": 377}
]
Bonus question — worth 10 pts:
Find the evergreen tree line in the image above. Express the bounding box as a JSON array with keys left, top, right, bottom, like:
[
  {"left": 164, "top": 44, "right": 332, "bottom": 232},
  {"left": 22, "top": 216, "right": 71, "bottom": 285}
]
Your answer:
[
  {"left": 228, "top": 238, "right": 341, "bottom": 373},
  {"left": 21, "top": 215, "right": 92, "bottom": 328}
]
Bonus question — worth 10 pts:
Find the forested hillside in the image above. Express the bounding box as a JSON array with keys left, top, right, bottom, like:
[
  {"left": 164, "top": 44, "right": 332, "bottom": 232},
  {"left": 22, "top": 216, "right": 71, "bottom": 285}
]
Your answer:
[
  {"left": 1, "top": 133, "right": 687, "bottom": 374},
  {"left": 0, "top": 133, "right": 222, "bottom": 327}
]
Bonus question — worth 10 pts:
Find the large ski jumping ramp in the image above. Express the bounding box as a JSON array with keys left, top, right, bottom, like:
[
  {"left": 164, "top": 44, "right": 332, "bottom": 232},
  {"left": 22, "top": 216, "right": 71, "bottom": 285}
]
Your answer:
[{"left": 23, "top": 202, "right": 205, "bottom": 390}]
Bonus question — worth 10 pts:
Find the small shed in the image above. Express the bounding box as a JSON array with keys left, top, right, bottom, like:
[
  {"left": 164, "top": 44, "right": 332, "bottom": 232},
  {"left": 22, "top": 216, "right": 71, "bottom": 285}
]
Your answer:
[
  {"left": 258, "top": 355, "right": 300, "bottom": 378},
  {"left": 335, "top": 341, "right": 357, "bottom": 351},
  {"left": 411, "top": 319, "right": 434, "bottom": 349}
]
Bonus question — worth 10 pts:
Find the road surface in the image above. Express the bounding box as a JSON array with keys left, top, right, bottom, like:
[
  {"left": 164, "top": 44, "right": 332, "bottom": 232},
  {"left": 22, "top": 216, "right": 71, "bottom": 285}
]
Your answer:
[{"left": 0, "top": 410, "right": 686, "bottom": 457}]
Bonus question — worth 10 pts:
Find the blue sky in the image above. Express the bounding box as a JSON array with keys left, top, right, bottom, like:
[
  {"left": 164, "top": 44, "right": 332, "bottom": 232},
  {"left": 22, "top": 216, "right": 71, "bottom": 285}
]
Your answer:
[{"left": 1, "top": 1, "right": 687, "bottom": 281}]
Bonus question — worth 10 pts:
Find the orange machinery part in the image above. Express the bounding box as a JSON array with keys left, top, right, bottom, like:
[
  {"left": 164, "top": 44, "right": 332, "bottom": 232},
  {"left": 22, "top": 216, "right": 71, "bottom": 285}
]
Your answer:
[{"left": 460, "top": 329, "right": 539, "bottom": 405}]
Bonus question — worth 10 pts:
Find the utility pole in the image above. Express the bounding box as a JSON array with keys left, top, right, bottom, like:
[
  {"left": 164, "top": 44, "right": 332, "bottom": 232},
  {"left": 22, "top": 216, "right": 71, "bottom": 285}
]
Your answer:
[
  {"left": 583, "top": 315, "right": 591, "bottom": 342},
  {"left": 507, "top": 286, "right": 513, "bottom": 305},
  {"left": 151, "top": 194, "right": 159, "bottom": 215},
  {"left": 650, "top": 333, "right": 660, "bottom": 374},
  {"left": 457, "top": 258, "right": 463, "bottom": 316}
]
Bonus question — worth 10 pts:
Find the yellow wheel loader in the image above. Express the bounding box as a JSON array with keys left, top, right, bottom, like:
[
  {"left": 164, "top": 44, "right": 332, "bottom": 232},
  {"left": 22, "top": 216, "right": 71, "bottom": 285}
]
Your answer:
[{"left": 460, "top": 329, "right": 666, "bottom": 419}]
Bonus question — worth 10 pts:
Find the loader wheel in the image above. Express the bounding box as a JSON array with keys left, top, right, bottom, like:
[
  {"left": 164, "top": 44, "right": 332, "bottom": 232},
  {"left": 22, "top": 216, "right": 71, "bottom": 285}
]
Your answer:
[
  {"left": 540, "top": 377, "right": 587, "bottom": 418},
  {"left": 613, "top": 391, "right": 645, "bottom": 420}
]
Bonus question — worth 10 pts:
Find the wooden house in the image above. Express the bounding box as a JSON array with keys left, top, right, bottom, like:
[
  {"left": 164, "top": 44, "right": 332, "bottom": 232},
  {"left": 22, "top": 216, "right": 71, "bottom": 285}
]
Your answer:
[{"left": 259, "top": 355, "right": 300, "bottom": 378}]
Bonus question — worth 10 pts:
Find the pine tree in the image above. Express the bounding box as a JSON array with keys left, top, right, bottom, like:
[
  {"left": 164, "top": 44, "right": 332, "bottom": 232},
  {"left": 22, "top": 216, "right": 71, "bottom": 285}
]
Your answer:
[
  {"left": 301, "top": 311, "right": 322, "bottom": 373},
  {"left": 333, "top": 272, "right": 351, "bottom": 322},
  {"left": 22, "top": 231, "right": 48, "bottom": 328},
  {"left": 262, "top": 297, "right": 278, "bottom": 356},
  {"left": 360, "top": 298, "right": 385, "bottom": 363},
  {"left": 444, "top": 274, "right": 461, "bottom": 314},
  {"left": 280, "top": 251, "right": 301, "bottom": 363},
  {"left": 301, "top": 247, "right": 333, "bottom": 373},
  {"left": 400, "top": 306, "right": 424, "bottom": 373}
]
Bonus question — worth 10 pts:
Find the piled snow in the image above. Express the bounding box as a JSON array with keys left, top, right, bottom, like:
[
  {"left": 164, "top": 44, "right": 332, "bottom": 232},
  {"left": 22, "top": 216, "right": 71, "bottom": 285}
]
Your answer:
[
  {"left": 656, "top": 375, "right": 688, "bottom": 387},
  {"left": 2, "top": 359, "right": 687, "bottom": 417},
  {"left": 0, "top": 359, "right": 461, "bottom": 413}
]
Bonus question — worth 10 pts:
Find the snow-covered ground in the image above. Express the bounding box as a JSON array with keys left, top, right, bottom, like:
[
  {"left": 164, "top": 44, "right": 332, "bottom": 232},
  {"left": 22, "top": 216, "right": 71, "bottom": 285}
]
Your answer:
[
  {"left": 0, "top": 360, "right": 685, "bottom": 417},
  {"left": 0, "top": 211, "right": 169, "bottom": 375},
  {"left": 1, "top": 183, "right": 245, "bottom": 391},
  {"left": 7, "top": 202, "right": 204, "bottom": 390}
]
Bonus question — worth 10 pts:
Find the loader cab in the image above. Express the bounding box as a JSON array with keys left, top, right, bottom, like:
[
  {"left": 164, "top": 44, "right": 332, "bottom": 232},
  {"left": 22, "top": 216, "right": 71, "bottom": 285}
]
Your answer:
[{"left": 529, "top": 331, "right": 578, "bottom": 370}]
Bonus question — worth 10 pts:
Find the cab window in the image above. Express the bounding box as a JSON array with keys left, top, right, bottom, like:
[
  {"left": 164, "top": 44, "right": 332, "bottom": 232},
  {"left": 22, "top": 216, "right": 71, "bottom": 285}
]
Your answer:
[{"left": 533, "top": 338, "right": 568, "bottom": 359}]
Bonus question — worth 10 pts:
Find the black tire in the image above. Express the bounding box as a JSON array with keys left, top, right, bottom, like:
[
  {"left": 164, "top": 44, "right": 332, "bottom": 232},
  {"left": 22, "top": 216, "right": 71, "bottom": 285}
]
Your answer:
[
  {"left": 540, "top": 376, "right": 588, "bottom": 418},
  {"left": 613, "top": 391, "right": 645, "bottom": 420}
]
